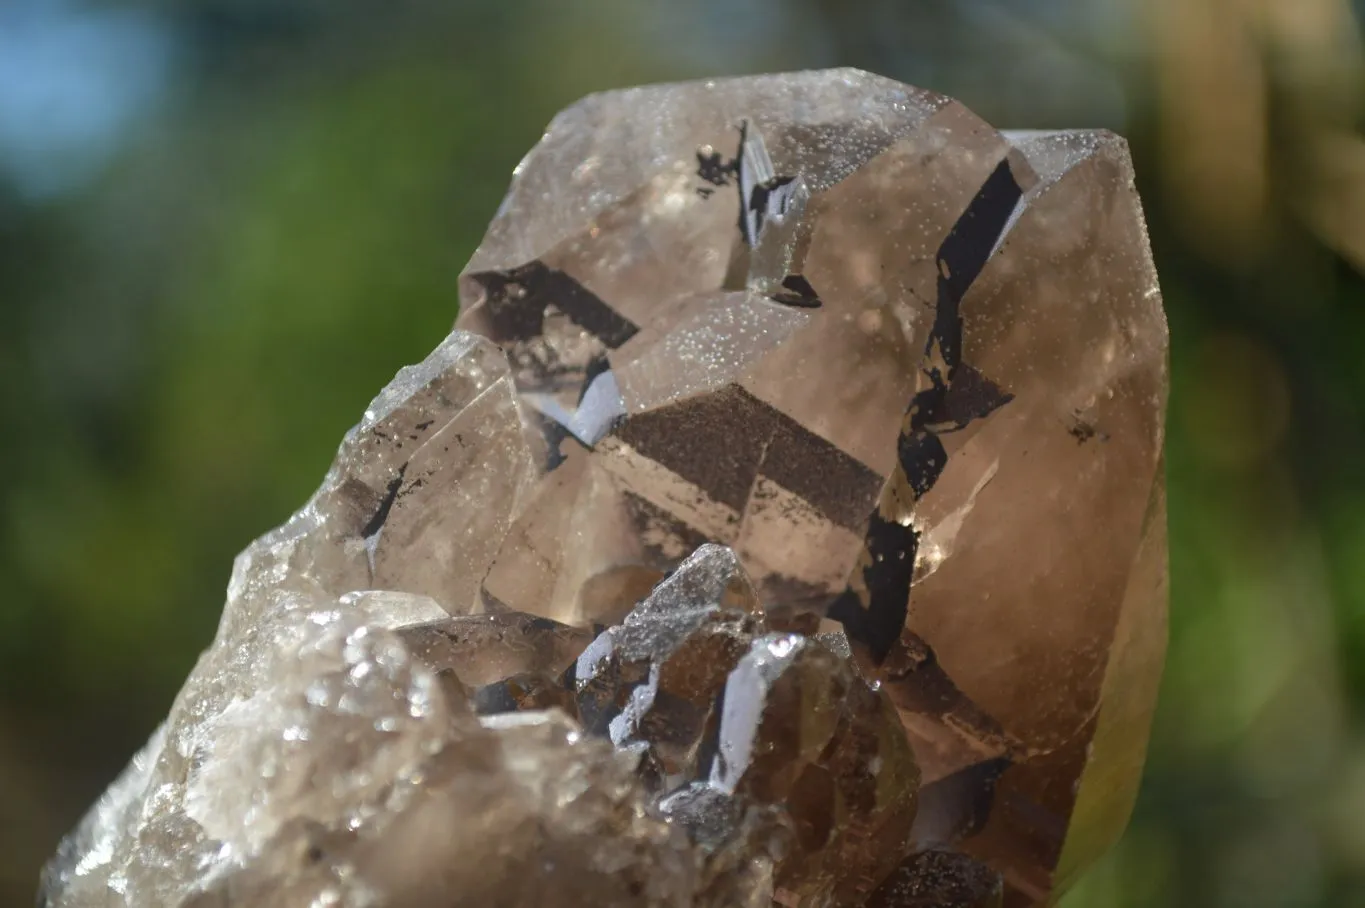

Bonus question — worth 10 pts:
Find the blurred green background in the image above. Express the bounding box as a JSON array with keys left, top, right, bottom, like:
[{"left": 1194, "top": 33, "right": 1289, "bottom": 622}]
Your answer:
[{"left": 2, "top": 0, "right": 1364, "bottom": 905}]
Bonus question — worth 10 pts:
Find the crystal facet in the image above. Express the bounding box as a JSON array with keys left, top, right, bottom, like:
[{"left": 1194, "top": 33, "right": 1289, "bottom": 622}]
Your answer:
[
  {"left": 43, "top": 68, "right": 1166, "bottom": 908},
  {"left": 865, "top": 851, "right": 1004, "bottom": 908}
]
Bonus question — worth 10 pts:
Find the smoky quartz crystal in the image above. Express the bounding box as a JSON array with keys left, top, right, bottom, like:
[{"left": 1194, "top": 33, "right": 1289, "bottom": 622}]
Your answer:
[{"left": 41, "top": 68, "right": 1167, "bottom": 908}]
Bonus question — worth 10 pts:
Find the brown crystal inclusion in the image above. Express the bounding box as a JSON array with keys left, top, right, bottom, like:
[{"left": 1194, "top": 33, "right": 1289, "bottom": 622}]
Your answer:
[{"left": 457, "top": 70, "right": 1167, "bottom": 904}]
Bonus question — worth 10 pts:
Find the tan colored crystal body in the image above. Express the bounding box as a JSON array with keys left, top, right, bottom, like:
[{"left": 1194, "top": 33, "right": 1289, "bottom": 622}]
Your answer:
[
  {"left": 455, "top": 70, "right": 1167, "bottom": 904},
  {"left": 39, "top": 337, "right": 710, "bottom": 908},
  {"left": 42, "top": 604, "right": 703, "bottom": 908},
  {"left": 43, "top": 68, "right": 1166, "bottom": 908},
  {"left": 40, "top": 545, "right": 918, "bottom": 907}
]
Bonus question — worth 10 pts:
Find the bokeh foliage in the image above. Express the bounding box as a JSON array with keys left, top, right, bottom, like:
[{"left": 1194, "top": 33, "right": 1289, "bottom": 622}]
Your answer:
[{"left": 2, "top": 1, "right": 1364, "bottom": 905}]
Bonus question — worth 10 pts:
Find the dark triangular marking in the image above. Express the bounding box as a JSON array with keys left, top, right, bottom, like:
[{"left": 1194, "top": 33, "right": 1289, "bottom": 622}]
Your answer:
[
  {"left": 768, "top": 274, "right": 822, "bottom": 308},
  {"left": 466, "top": 260, "right": 639, "bottom": 348},
  {"left": 361, "top": 464, "right": 408, "bottom": 539}
]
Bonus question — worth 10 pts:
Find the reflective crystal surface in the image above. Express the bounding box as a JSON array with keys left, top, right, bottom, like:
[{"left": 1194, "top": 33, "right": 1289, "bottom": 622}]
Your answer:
[
  {"left": 700, "top": 632, "right": 920, "bottom": 905},
  {"left": 575, "top": 545, "right": 764, "bottom": 779},
  {"left": 43, "top": 68, "right": 1166, "bottom": 908},
  {"left": 457, "top": 70, "right": 1167, "bottom": 904},
  {"left": 572, "top": 546, "right": 921, "bottom": 907}
]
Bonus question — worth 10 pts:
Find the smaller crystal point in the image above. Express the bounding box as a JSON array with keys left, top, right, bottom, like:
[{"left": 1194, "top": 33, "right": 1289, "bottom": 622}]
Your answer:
[
  {"left": 574, "top": 544, "right": 764, "bottom": 779},
  {"left": 562, "top": 544, "right": 921, "bottom": 905},
  {"left": 711, "top": 633, "right": 921, "bottom": 906},
  {"left": 219, "top": 330, "right": 534, "bottom": 640}
]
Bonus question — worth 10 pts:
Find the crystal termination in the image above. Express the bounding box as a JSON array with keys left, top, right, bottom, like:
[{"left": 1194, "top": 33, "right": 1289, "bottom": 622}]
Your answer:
[{"left": 41, "top": 68, "right": 1167, "bottom": 908}]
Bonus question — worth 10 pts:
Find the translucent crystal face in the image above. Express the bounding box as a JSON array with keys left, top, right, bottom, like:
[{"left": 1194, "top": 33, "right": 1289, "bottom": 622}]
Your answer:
[
  {"left": 456, "top": 70, "right": 1167, "bottom": 901},
  {"left": 41, "top": 69, "right": 1166, "bottom": 908}
]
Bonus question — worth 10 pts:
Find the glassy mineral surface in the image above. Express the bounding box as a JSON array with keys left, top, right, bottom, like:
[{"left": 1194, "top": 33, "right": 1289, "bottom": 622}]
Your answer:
[{"left": 42, "top": 68, "right": 1167, "bottom": 908}]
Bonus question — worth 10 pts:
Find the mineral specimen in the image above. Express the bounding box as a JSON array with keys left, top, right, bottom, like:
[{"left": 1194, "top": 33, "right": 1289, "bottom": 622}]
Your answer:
[{"left": 41, "top": 68, "right": 1167, "bottom": 908}]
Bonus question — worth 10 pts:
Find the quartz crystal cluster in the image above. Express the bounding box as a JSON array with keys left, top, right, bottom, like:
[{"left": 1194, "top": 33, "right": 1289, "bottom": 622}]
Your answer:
[{"left": 41, "top": 69, "right": 1167, "bottom": 908}]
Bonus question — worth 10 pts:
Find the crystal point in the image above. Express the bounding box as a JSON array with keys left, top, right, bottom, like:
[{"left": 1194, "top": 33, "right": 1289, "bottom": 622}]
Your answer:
[{"left": 44, "top": 68, "right": 1166, "bottom": 908}]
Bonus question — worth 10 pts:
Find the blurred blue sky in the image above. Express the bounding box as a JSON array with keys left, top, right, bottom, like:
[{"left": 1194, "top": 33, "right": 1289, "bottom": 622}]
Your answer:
[
  {"left": 0, "top": 0, "right": 1155, "bottom": 204},
  {"left": 0, "top": 0, "right": 173, "bottom": 200}
]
